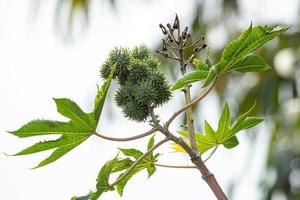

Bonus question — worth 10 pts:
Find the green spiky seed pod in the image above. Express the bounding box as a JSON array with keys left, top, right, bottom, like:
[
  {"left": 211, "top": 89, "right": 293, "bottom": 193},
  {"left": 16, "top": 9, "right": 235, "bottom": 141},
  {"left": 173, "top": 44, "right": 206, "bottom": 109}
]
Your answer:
[
  {"left": 143, "top": 57, "right": 160, "bottom": 71},
  {"left": 100, "top": 45, "right": 172, "bottom": 122},
  {"left": 133, "top": 78, "right": 157, "bottom": 105},
  {"left": 116, "top": 70, "right": 129, "bottom": 86},
  {"left": 127, "top": 60, "right": 149, "bottom": 83},
  {"left": 122, "top": 100, "right": 149, "bottom": 122},
  {"left": 147, "top": 72, "right": 172, "bottom": 106},
  {"left": 131, "top": 45, "right": 151, "bottom": 60},
  {"left": 114, "top": 83, "right": 135, "bottom": 107},
  {"left": 100, "top": 60, "right": 114, "bottom": 79},
  {"left": 100, "top": 47, "right": 131, "bottom": 80}
]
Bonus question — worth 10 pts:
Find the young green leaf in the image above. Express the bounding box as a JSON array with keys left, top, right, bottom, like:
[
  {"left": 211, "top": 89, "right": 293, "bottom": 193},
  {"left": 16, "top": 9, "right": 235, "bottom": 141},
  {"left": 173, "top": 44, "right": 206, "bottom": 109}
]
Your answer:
[
  {"left": 74, "top": 136, "right": 159, "bottom": 199},
  {"left": 146, "top": 134, "right": 156, "bottom": 177},
  {"left": 115, "top": 154, "right": 157, "bottom": 196},
  {"left": 203, "top": 24, "right": 290, "bottom": 86},
  {"left": 116, "top": 136, "right": 158, "bottom": 196},
  {"left": 77, "top": 157, "right": 119, "bottom": 200},
  {"left": 72, "top": 157, "right": 136, "bottom": 200},
  {"left": 118, "top": 148, "right": 143, "bottom": 160},
  {"left": 94, "top": 64, "right": 116, "bottom": 123},
  {"left": 230, "top": 55, "right": 271, "bottom": 72},
  {"left": 111, "top": 158, "right": 134, "bottom": 173},
  {"left": 178, "top": 102, "right": 263, "bottom": 154},
  {"left": 147, "top": 164, "right": 156, "bottom": 178},
  {"left": 193, "top": 58, "right": 211, "bottom": 70},
  {"left": 147, "top": 134, "right": 155, "bottom": 150},
  {"left": 116, "top": 165, "right": 144, "bottom": 196},
  {"left": 170, "top": 70, "right": 208, "bottom": 91},
  {"left": 178, "top": 130, "right": 216, "bottom": 154},
  {"left": 94, "top": 157, "right": 118, "bottom": 196},
  {"left": 216, "top": 102, "right": 231, "bottom": 140},
  {"left": 223, "top": 136, "right": 239, "bottom": 149},
  {"left": 71, "top": 193, "right": 93, "bottom": 200}
]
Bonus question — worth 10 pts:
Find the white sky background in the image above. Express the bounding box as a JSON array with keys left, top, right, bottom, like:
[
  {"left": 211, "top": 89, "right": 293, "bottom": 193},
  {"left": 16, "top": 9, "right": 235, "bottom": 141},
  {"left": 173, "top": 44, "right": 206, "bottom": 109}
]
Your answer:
[{"left": 0, "top": 0, "right": 299, "bottom": 199}]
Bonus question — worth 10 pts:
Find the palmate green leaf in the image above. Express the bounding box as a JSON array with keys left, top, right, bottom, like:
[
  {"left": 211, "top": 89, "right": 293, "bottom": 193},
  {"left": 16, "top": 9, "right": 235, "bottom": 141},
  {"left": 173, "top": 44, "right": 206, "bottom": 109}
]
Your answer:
[
  {"left": 13, "top": 128, "right": 90, "bottom": 169},
  {"left": 203, "top": 24, "right": 290, "bottom": 86},
  {"left": 53, "top": 98, "right": 96, "bottom": 131},
  {"left": 9, "top": 98, "right": 96, "bottom": 168},
  {"left": 10, "top": 66, "right": 115, "bottom": 168},
  {"left": 94, "top": 64, "right": 116, "bottom": 123},
  {"left": 14, "top": 133, "right": 88, "bottom": 156},
  {"left": 32, "top": 135, "right": 89, "bottom": 169},
  {"left": 170, "top": 70, "right": 209, "bottom": 91},
  {"left": 10, "top": 120, "right": 91, "bottom": 138},
  {"left": 178, "top": 102, "right": 263, "bottom": 154}
]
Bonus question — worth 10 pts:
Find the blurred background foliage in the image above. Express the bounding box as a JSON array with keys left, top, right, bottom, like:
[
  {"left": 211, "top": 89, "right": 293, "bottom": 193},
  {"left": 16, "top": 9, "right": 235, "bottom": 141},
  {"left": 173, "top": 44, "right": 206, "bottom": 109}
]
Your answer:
[{"left": 31, "top": 0, "right": 300, "bottom": 199}]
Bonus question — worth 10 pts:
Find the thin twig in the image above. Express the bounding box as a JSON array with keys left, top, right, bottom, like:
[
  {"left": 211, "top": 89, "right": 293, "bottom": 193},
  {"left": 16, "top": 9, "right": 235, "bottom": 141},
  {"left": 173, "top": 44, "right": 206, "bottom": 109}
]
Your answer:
[
  {"left": 93, "top": 127, "right": 158, "bottom": 142},
  {"left": 165, "top": 78, "right": 218, "bottom": 127},
  {"left": 169, "top": 50, "right": 180, "bottom": 60},
  {"left": 156, "top": 50, "right": 180, "bottom": 61},
  {"left": 155, "top": 163, "right": 197, "bottom": 169},
  {"left": 155, "top": 144, "right": 219, "bottom": 169},
  {"left": 110, "top": 137, "right": 170, "bottom": 187},
  {"left": 165, "top": 42, "right": 179, "bottom": 50},
  {"left": 168, "top": 55, "right": 181, "bottom": 61},
  {"left": 183, "top": 37, "right": 204, "bottom": 50},
  {"left": 203, "top": 145, "right": 219, "bottom": 163}
]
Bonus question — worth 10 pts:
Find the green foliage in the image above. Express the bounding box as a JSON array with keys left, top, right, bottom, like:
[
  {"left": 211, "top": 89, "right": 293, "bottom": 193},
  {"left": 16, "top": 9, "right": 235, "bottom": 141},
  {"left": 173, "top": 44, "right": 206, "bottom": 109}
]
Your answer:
[
  {"left": 102, "top": 45, "right": 171, "bottom": 122},
  {"left": 73, "top": 136, "right": 159, "bottom": 199},
  {"left": 53, "top": 98, "right": 96, "bottom": 130},
  {"left": 116, "top": 135, "right": 158, "bottom": 196},
  {"left": 203, "top": 24, "right": 289, "bottom": 86},
  {"left": 170, "top": 70, "right": 209, "bottom": 91},
  {"left": 73, "top": 157, "right": 119, "bottom": 200},
  {"left": 9, "top": 67, "right": 115, "bottom": 168},
  {"left": 10, "top": 99, "right": 95, "bottom": 168},
  {"left": 170, "top": 25, "right": 289, "bottom": 91},
  {"left": 178, "top": 102, "right": 263, "bottom": 154},
  {"left": 230, "top": 55, "right": 271, "bottom": 72},
  {"left": 94, "top": 64, "right": 116, "bottom": 123}
]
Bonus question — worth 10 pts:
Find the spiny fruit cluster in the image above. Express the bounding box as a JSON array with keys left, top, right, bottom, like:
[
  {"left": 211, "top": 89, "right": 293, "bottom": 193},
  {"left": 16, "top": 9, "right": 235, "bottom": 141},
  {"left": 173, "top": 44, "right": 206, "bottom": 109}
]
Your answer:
[{"left": 100, "top": 45, "right": 171, "bottom": 122}]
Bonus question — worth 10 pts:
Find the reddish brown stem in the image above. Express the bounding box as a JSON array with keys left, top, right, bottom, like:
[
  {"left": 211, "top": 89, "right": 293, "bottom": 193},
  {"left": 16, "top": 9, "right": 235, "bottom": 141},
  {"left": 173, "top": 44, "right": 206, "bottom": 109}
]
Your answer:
[{"left": 192, "top": 157, "right": 228, "bottom": 200}]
